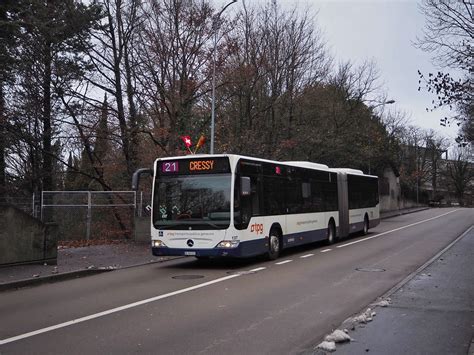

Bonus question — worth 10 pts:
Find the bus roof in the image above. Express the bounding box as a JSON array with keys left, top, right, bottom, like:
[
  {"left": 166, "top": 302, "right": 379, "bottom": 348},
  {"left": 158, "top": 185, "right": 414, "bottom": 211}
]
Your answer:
[
  {"left": 329, "top": 168, "right": 364, "bottom": 175},
  {"left": 330, "top": 168, "right": 378, "bottom": 178},
  {"left": 155, "top": 154, "right": 376, "bottom": 177},
  {"left": 283, "top": 161, "right": 330, "bottom": 171}
]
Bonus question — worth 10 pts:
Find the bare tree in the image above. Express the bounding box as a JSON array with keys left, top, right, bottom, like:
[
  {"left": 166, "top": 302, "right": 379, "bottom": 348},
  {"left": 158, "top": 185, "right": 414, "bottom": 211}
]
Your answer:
[
  {"left": 417, "top": 0, "right": 473, "bottom": 69},
  {"left": 83, "top": 0, "right": 142, "bottom": 178},
  {"left": 417, "top": 0, "right": 473, "bottom": 143},
  {"left": 443, "top": 146, "right": 474, "bottom": 206},
  {"left": 219, "top": 0, "right": 331, "bottom": 158},
  {"left": 134, "top": 0, "right": 214, "bottom": 154}
]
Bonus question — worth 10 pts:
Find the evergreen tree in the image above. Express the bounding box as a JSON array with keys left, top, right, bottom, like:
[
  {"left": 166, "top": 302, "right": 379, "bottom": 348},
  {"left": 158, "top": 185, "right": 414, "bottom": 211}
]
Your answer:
[
  {"left": 14, "top": 0, "right": 102, "bottom": 192},
  {"left": 0, "top": 0, "right": 21, "bottom": 197}
]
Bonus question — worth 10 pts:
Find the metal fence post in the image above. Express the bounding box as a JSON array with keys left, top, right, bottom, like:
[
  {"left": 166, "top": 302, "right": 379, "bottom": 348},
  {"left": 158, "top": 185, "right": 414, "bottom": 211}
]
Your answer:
[
  {"left": 133, "top": 191, "right": 137, "bottom": 217},
  {"left": 86, "top": 191, "right": 91, "bottom": 240},
  {"left": 40, "top": 191, "right": 44, "bottom": 221}
]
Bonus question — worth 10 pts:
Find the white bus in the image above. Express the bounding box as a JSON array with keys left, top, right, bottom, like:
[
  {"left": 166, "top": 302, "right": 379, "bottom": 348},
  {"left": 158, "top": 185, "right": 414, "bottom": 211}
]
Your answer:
[{"left": 132, "top": 154, "right": 380, "bottom": 260}]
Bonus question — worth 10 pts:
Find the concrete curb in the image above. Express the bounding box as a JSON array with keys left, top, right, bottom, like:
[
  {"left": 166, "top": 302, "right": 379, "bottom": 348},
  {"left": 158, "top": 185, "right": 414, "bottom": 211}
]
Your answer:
[
  {"left": 380, "top": 207, "right": 430, "bottom": 220},
  {"left": 0, "top": 268, "right": 112, "bottom": 292}
]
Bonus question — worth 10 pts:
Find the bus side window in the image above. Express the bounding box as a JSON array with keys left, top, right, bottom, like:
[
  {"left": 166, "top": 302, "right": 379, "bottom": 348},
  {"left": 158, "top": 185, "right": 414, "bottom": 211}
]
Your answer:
[{"left": 250, "top": 176, "right": 261, "bottom": 216}]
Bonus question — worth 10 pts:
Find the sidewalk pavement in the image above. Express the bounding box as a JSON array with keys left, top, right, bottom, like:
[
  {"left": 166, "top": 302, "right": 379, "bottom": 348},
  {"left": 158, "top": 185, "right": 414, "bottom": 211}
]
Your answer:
[
  {"left": 315, "top": 225, "right": 474, "bottom": 355},
  {"left": 0, "top": 206, "right": 430, "bottom": 291},
  {"left": 0, "top": 242, "right": 179, "bottom": 291}
]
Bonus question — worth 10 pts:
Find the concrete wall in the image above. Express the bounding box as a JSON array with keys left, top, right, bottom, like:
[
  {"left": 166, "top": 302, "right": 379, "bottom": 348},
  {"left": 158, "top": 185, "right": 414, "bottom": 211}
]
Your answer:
[
  {"left": 380, "top": 168, "right": 425, "bottom": 212},
  {"left": 0, "top": 205, "right": 59, "bottom": 266},
  {"left": 380, "top": 168, "right": 401, "bottom": 212},
  {"left": 134, "top": 217, "right": 151, "bottom": 243}
]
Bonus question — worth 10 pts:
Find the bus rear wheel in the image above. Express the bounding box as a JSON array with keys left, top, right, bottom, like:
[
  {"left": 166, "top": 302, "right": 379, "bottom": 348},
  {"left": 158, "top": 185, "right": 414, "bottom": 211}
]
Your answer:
[
  {"left": 327, "top": 221, "right": 336, "bottom": 245},
  {"left": 266, "top": 231, "right": 281, "bottom": 260},
  {"left": 363, "top": 215, "right": 369, "bottom": 235}
]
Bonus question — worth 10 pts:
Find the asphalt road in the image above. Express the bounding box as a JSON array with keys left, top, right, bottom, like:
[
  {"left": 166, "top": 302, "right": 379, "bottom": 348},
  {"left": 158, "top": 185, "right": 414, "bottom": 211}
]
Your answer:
[{"left": 0, "top": 208, "right": 472, "bottom": 354}]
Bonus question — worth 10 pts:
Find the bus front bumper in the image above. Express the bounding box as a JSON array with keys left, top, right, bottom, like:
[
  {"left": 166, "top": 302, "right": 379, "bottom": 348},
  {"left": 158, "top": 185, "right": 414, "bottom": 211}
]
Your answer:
[{"left": 152, "top": 239, "right": 267, "bottom": 258}]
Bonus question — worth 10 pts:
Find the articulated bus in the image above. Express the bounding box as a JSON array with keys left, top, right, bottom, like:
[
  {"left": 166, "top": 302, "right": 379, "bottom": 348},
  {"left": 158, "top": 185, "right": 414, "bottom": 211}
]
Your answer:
[{"left": 132, "top": 154, "right": 380, "bottom": 260}]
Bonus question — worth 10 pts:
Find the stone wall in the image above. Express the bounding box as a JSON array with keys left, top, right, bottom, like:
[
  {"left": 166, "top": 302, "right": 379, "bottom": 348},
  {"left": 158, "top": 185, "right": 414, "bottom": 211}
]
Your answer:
[{"left": 0, "top": 205, "right": 58, "bottom": 266}]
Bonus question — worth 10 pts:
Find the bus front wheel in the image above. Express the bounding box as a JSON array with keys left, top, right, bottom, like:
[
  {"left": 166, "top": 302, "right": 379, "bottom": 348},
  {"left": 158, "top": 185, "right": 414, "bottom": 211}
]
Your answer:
[{"left": 266, "top": 231, "right": 281, "bottom": 260}]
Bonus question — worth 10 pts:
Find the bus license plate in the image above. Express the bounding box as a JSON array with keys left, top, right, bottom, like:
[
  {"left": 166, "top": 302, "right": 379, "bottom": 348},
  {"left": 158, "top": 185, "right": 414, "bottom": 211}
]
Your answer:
[{"left": 184, "top": 251, "right": 196, "bottom": 256}]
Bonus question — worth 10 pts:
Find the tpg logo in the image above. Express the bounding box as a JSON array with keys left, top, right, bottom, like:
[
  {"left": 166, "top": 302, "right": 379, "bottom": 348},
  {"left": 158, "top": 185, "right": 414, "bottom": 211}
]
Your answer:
[{"left": 250, "top": 223, "right": 264, "bottom": 235}]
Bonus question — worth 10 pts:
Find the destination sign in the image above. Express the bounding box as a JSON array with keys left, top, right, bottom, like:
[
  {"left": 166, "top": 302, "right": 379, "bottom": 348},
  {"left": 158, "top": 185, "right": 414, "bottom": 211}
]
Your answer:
[
  {"left": 189, "top": 160, "right": 214, "bottom": 171},
  {"left": 158, "top": 157, "right": 230, "bottom": 175}
]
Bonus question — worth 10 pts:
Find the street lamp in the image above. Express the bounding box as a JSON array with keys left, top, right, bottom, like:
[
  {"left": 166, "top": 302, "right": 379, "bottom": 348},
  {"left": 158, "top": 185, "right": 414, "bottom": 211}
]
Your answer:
[
  {"left": 371, "top": 99, "right": 395, "bottom": 110},
  {"left": 210, "top": 0, "right": 237, "bottom": 155}
]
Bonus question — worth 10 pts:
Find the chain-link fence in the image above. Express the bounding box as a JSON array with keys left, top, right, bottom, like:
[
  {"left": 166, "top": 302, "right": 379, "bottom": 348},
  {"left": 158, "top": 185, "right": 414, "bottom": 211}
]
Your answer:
[{"left": 41, "top": 191, "right": 138, "bottom": 241}]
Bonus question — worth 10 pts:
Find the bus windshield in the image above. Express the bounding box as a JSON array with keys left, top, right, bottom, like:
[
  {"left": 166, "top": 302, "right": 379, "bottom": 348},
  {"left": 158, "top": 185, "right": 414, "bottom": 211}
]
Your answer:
[{"left": 153, "top": 174, "right": 232, "bottom": 230}]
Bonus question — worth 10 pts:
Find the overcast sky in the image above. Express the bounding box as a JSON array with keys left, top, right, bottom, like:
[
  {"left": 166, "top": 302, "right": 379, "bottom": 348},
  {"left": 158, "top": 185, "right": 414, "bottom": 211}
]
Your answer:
[
  {"left": 218, "top": 0, "right": 460, "bottom": 144},
  {"left": 314, "top": 0, "right": 458, "bottom": 142}
]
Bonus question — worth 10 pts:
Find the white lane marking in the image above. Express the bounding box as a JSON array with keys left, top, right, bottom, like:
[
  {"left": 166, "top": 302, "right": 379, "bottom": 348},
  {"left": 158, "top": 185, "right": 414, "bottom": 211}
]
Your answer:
[
  {"left": 275, "top": 260, "right": 292, "bottom": 265},
  {"left": 249, "top": 267, "right": 266, "bottom": 272},
  {"left": 321, "top": 249, "right": 332, "bottom": 253},
  {"left": 337, "top": 209, "right": 460, "bottom": 249},
  {"left": 300, "top": 254, "right": 314, "bottom": 258},
  {"left": 0, "top": 274, "right": 241, "bottom": 346}
]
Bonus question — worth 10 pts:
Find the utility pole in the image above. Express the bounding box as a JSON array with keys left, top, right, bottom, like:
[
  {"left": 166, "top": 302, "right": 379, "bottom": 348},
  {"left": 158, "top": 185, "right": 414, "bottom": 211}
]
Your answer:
[{"left": 210, "top": 0, "right": 237, "bottom": 154}]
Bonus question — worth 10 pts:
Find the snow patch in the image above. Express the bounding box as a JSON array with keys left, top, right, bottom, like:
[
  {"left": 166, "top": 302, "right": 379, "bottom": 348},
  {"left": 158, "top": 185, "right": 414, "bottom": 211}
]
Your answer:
[
  {"left": 325, "top": 329, "right": 353, "bottom": 343},
  {"left": 373, "top": 298, "right": 391, "bottom": 307},
  {"left": 316, "top": 341, "right": 336, "bottom": 352},
  {"left": 353, "top": 308, "right": 374, "bottom": 324}
]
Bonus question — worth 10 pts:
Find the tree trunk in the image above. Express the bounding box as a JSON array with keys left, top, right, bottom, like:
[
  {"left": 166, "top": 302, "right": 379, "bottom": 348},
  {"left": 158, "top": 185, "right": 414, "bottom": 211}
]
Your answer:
[
  {"left": 124, "top": 42, "right": 138, "bottom": 171},
  {"left": 42, "top": 42, "right": 53, "bottom": 191},
  {"left": 0, "top": 83, "right": 6, "bottom": 197},
  {"left": 109, "top": 4, "right": 132, "bottom": 178}
]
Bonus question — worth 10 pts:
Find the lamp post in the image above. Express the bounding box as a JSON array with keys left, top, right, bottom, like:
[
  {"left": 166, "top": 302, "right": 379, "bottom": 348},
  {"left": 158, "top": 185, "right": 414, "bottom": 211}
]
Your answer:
[
  {"left": 210, "top": 0, "right": 237, "bottom": 155},
  {"left": 368, "top": 99, "right": 395, "bottom": 174},
  {"left": 371, "top": 99, "right": 395, "bottom": 110}
]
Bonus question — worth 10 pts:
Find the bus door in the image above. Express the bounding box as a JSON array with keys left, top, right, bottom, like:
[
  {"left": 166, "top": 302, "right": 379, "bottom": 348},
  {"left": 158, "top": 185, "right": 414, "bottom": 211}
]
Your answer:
[
  {"left": 337, "top": 173, "right": 349, "bottom": 238},
  {"left": 236, "top": 161, "right": 262, "bottom": 229}
]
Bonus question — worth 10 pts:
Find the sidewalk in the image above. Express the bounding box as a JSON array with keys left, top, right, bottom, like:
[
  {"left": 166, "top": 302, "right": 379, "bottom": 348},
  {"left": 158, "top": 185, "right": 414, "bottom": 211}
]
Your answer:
[
  {"left": 0, "top": 207, "right": 430, "bottom": 291},
  {"left": 317, "top": 225, "right": 474, "bottom": 355},
  {"left": 0, "top": 242, "right": 177, "bottom": 291}
]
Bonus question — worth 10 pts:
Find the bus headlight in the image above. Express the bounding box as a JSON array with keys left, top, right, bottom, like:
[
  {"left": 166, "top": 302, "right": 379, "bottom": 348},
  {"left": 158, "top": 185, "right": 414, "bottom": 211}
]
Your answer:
[
  {"left": 216, "top": 240, "right": 240, "bottom": 249},
  {"left": 152, "top": 240, "right": 167, "bottom": 248}
]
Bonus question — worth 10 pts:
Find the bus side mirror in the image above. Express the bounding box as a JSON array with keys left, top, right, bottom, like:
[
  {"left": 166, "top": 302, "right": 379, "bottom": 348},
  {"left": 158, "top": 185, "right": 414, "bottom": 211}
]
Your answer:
[
  {"left": 132, "top": 168, "right": 153, "bottom": 191},
  {"left": 240, "top": 177, "right": 251, "bottom": 196}
]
